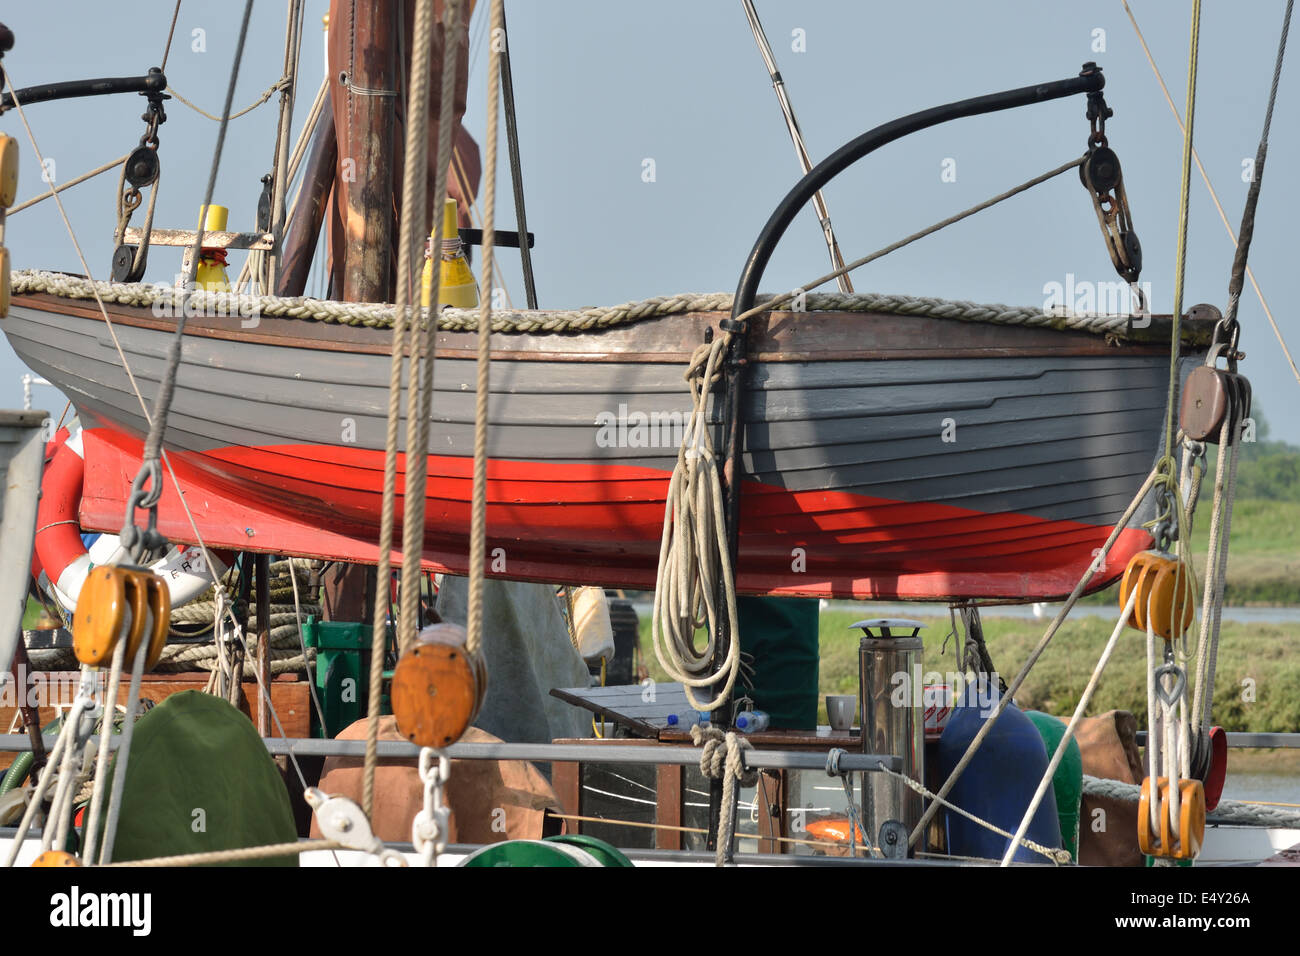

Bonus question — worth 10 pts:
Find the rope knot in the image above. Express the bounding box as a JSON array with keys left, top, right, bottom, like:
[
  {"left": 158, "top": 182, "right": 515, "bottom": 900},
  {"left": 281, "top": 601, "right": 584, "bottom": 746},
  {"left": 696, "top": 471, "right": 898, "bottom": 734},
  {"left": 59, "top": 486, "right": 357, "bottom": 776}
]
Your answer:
[{"left": 691, "top": 724, "right": 758, "bottom": 787}]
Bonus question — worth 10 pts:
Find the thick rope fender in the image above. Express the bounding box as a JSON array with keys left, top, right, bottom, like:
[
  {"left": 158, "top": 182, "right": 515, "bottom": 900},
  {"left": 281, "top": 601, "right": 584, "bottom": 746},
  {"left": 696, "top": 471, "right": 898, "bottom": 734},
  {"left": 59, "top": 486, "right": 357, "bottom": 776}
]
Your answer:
[
  {"left": 32, "top": 428, "right": 224, "bottom": 612},
  {"left": 691, "top": 724, "right": 757, "bottom": 866},
  {"left": 9, "top": 269, "right": 1198, "bottom": 338},
  {"left": 1082, "top": 775, "right": 1300, "bottom": 829}
]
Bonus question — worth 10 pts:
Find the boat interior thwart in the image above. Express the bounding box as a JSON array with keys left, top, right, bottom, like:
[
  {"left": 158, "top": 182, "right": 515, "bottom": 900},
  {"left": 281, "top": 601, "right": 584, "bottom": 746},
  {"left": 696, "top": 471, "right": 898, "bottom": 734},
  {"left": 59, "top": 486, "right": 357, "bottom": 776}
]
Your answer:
[{"left": 0, "top": 0, "right": 1296, "bottom": 869}]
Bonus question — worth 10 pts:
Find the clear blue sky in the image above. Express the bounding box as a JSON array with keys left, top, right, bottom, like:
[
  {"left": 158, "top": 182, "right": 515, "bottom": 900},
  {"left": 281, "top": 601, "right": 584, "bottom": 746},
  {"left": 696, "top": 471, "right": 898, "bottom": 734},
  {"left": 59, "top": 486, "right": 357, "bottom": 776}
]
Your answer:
[{"left": 3, "top": 1, "right": 1298, "bottom": 441}]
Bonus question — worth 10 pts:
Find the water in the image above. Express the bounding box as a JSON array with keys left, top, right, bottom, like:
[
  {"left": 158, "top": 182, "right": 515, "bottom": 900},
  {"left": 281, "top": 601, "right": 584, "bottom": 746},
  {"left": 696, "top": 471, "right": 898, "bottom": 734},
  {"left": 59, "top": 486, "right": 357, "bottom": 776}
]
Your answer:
[
  {"left": 1221, "top": 772, "right": 1300, "bottom": 805},
  {"left": 819, "top": 600, "right": 1300, "bottom": 624},
  {"left": 630, "top": 600, "right": 1300, "bottom": 624}
]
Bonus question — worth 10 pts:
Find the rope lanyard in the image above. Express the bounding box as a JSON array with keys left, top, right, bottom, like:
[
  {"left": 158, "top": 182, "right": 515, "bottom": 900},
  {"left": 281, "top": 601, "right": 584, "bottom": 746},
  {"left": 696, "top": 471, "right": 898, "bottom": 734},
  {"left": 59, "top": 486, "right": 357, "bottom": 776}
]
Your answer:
[
  {"left": 1150, "top": 0, "right": 1202, "bottom": 542},
  {"left": 363, "top": 0, "right": 463, "bottom": 819},
  {"left": 466, "top": 0, "right": 506, "bottom": 661}
]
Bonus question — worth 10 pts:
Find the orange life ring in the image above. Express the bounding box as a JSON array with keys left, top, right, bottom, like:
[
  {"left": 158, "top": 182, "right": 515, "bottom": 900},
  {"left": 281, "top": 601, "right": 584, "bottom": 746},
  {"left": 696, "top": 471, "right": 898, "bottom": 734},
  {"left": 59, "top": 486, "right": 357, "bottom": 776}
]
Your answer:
[{"left": 32, "top": 427, "right": 223, "bottom": 611}]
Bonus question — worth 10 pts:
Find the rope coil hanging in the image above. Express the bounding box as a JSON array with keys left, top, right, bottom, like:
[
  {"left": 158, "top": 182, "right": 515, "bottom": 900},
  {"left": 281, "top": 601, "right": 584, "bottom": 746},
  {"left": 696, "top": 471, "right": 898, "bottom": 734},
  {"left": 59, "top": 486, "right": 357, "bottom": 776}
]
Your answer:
[{"left": 651, "top": 332, "right": 743, "bottom": 715}]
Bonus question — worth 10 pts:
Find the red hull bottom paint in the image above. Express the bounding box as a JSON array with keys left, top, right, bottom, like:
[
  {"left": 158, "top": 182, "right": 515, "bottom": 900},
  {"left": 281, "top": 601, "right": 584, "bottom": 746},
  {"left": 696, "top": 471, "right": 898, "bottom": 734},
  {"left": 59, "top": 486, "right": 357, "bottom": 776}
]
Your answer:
[{"left": 76, "top": 428, "right": 1149, "bottom": 601}]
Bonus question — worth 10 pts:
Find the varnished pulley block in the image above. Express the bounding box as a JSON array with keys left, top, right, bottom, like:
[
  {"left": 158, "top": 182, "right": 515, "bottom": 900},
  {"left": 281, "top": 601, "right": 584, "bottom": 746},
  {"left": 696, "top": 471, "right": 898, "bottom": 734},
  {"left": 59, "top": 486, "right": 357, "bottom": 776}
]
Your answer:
[
  {"left": 391, "top": 624, "right": 486, "bottom": 748},
  {"left": 0, "top": 133, "right": 18, "bottom": 208},
  {"left": 1179, "top": 365, "right": 1252, "bottom": 443},
  {"left": 1119, "top": 551, "right": 1194, "bottom": 640},
  {"left": 73, "top": 566, "right": 172, "bottom": 669},
  {"left": 1138, "top": 775, "right": 1205, "bottom": 860}
]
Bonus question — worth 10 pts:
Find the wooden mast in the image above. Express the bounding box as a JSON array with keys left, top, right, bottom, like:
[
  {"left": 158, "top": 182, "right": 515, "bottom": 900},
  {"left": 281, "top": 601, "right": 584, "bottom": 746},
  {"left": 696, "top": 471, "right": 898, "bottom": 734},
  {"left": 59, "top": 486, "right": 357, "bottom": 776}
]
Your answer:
[
  {"left": 330, "top": 1, "right": 398, "bottom": 303},
  {"left": 276, "top": 88, "right": 337, "bottom": 298},
  {"left": 321, "top": 1, "right": 399, "bottom": 623}
]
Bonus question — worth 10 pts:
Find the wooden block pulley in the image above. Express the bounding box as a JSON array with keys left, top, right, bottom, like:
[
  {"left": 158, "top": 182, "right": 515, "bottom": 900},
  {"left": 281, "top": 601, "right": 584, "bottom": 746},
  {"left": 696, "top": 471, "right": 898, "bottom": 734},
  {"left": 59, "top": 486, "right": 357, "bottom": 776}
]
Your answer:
[
  {"left": 1138, "top": 775, "right": 1205, "bottom": 860},
  {"left": 1119, "top": 551, "right": 1194, "bottom": 640},
  {"left": 72, "top": 566, "right": 172, "bottom": 669},
  {"left": 1179, "top": 365, "right": 1252, "bottom": 443},
  {"left": 0, "top": 133, "right": 17, "bottom": 208},
  {"left": 391, "top": 623, "right": 487, "bottom": 748}
]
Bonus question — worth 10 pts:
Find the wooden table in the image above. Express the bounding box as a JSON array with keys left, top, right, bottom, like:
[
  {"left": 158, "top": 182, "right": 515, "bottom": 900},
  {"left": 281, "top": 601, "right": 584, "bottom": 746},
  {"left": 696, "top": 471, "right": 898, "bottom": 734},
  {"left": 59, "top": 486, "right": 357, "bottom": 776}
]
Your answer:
[{"left": 549, "top": 683, "right": 868, "bottom": 854}]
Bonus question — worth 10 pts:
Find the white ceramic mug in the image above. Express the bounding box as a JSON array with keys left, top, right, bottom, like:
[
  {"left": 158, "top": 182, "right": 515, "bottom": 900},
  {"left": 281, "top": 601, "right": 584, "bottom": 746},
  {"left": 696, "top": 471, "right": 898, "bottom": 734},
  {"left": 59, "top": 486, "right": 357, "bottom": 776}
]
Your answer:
[{"left": 826, "top": 694, "right": 856, "bottom": 731}]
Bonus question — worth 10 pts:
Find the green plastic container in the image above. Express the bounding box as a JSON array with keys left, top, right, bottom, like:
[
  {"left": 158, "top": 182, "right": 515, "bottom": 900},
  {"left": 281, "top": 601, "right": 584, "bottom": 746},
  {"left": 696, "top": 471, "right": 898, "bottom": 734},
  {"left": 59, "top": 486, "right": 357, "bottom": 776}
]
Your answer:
[
  {"left": 735, "top": 596, "right": 819, "bottom": 729},
  {"left": 1025, "top": 710, "right": 1083, "bottom": 861}
]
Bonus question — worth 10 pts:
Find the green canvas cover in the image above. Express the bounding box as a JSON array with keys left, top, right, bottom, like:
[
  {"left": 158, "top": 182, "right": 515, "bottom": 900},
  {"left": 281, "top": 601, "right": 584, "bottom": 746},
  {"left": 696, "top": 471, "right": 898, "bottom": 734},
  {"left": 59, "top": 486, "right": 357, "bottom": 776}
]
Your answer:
[
  {"left": 736, "top": 596, "right": 819, "bottom": 730},
  {"left": 88, "top": 691, "right": 299, "bottom": 866}
]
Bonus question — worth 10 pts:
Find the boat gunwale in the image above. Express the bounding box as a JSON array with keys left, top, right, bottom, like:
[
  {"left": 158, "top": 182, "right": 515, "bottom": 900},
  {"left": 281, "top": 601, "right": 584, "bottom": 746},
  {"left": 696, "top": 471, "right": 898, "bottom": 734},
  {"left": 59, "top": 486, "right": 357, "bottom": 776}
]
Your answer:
[{"left": 10, "top": 288, "right": 1215, "bottom": 363}]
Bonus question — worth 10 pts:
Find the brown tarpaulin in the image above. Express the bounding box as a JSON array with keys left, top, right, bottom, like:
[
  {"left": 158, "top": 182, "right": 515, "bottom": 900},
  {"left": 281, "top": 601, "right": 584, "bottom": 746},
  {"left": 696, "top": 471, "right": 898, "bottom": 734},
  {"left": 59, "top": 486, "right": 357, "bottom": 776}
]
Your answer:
[
  {"left": 310, "top": 717, "right": 560, "bottom": 845},
  {"left": 1075, "top": 709, "right": 1147, "bottom": 866}
]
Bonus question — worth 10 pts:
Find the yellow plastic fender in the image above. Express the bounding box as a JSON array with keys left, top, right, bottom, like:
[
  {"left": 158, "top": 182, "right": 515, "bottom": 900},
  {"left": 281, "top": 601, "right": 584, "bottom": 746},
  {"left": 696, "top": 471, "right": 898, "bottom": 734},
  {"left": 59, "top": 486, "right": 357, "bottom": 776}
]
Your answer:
[{"left": 0, "top": 133, "right": 17, "bottom": 207}]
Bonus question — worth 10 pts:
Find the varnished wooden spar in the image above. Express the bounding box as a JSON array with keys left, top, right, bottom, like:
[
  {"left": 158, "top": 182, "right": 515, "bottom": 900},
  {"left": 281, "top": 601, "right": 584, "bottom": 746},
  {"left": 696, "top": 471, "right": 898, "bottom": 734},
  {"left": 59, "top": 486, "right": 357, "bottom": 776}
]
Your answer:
[
  {"left": 277, "top": 89, "right": 337, "bottom": 298},
  {"left": 329, "top": 2, "right": 397, "bottom": 303}
]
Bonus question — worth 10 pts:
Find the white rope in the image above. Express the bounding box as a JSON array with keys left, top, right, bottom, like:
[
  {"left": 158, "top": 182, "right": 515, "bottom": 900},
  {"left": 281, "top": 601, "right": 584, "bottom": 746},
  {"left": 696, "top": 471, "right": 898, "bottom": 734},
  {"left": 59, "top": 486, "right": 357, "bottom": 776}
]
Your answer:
[
  {"left": 651, "top": 333, "right": 742, "bottom": 714},
  {"left": 79, "top": 637, "right": 129, "bottom": 860},
  {"left": 8, "top": 270, "right": 1181, "bottom": 338},
  {"left": 690, "top": 723, "right": 756, "bottom": 866},
  {"left": 1082, "top": 775, "right": 1300, "bottom": 829},
  {"left": 878, "top": 765, "right": 1071, "bottom": 865},
  {"left": 998, "top": 584, "right": 1143, "bottom": 866},
  {"left": 98, "top": 634, "right": 149, "bottom": 864},
  {"left": 1191, "top": 413, "right": 1237, "bottom": 730},
  {"left": 909, "top": 466, "right": 1162, "bottom": 847}
]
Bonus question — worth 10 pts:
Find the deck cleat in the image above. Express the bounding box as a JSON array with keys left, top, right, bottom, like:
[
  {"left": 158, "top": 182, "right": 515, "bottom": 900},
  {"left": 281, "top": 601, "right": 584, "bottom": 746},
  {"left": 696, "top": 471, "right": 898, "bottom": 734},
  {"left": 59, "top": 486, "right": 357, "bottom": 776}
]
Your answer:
[{"left": 391, "top": 622, "right": 486, "bottom": 749}]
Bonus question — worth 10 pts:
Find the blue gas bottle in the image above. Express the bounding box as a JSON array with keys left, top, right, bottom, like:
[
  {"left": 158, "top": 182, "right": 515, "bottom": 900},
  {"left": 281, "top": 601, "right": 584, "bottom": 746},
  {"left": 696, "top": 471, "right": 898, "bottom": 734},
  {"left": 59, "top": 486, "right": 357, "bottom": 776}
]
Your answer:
[{"left": 937, "top": 678, "right": 1063, "bottom": 863}]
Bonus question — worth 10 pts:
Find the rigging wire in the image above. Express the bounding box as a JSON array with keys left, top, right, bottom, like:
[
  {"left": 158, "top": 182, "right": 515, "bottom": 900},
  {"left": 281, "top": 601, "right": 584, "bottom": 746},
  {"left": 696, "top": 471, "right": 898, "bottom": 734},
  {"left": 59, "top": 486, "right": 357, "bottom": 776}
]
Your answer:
[
  {"left": 7, "top": 152, "right": 129, "bottom": 215},
  {"left": 1121, "top": 0, "right": 1300, "bottom": 386},
  {"left": 159, "top": 0, "right": 182, "bottom": 72},
  {"left": 498, "top": 4, "right": 537, "bottom": 309},
  {"left": 0, "top": 32, "right": 324, "bottom": 834},
  {"left": 730, "top": 155, "right": 1085, "bottom": 327},
  {"left": 136, "top": 0, "right": 253, "bottom": 475},
  {"left": 1161, "top": 0, "right": 1201, "bottom": 467},
  {"left": 740, "top": 0, "right": 853, "bottom": 293}
]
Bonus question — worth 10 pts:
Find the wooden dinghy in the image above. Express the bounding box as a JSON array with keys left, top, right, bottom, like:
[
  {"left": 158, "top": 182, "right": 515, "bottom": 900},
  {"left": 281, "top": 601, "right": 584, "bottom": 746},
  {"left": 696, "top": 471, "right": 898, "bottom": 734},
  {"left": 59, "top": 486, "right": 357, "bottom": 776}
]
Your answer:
[{"left": 3, "top": 274, "right": 1212, "bottom": 601}]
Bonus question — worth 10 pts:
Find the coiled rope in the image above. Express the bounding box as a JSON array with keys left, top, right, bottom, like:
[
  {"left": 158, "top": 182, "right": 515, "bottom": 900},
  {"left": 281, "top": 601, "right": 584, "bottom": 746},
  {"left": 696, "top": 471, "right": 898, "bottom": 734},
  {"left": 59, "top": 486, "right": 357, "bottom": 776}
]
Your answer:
[
  {"left": 9, "top": 270, "right": 1208, "bottom": 339},
  {"left": 651, "top": 333, "right": 742, "bottom": 715}
]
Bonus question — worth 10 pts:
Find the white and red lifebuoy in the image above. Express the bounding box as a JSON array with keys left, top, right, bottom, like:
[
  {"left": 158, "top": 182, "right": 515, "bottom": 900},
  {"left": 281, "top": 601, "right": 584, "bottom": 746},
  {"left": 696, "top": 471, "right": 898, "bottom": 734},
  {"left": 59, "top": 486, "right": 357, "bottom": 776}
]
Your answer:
[{"left": 33, "top": 427, "right": 223, "bottom": 612}]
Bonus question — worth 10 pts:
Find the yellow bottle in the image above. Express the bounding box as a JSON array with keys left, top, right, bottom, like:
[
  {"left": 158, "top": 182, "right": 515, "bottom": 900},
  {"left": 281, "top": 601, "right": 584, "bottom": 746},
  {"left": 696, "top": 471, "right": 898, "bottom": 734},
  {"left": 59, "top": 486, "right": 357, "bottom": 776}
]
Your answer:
[
  {"left": 195, "top": 204, "right": 231, "bottom": 292},
  {"left": 422, "top": 197, "right": 477, "bottom": 309}
]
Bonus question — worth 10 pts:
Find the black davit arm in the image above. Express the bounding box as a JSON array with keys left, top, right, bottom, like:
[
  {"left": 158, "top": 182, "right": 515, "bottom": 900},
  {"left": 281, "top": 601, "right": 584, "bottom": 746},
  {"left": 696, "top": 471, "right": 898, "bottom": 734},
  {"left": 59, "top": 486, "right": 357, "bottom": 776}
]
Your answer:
[{"left": 0, "top": 68, "right": 167, "bottom": 114}]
